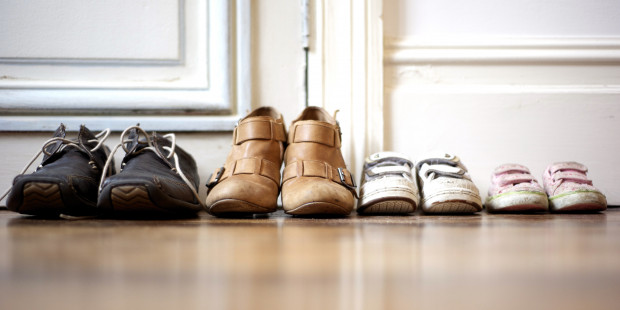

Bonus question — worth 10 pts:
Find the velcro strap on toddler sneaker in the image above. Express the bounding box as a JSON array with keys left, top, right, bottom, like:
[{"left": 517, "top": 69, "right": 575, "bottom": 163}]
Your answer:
[
  {"left": 496, "top": 173, "right": 535, "bottom": 187},
  {"left": 550, "top": 162, "right": 588, "bottom": 174},
  {"left": 415, "top": 154, "right": 461, "bottom": 170},
  {"left": 552, "top": 171, "right": 593, "bottom": 185},
  {"left": 283, "top": 160, "right": 355, "bottom": 189},
  {"left": 493, "top": 163, "right": 530, "bottom": 175},
  {"left": 365, "top": 152, "right": 413, "bottom": 167},
  {"left": 233, "top": 119, "right": 287, "bottom": 145},
  {"left": 288, "top": 121, "right": 341, "bottom": 147},
  {"left": 367, "top": 166, "right": 412, "bottom": 178},
  {"left": 419, "top": 163, "right": 466, "bottom": 179}
]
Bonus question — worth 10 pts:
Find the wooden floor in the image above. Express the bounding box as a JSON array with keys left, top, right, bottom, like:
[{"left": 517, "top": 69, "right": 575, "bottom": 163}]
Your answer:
[{"left": 0, "top": 208, "right": 619, "bottom": 310}]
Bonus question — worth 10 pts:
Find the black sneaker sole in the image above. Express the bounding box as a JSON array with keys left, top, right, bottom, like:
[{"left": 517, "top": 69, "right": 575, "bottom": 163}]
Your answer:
[
  {"left": 17, "top": 182, "right": 65, "bottom": 216},
  {"left": 99, "top": 183, "right": 202, "bottom": 218},
  {"left": 9, "top": 180, "right": 99, "bottom": 217},
  {"left": 111, "top": 185, "right": 163, "bottom": 212}
]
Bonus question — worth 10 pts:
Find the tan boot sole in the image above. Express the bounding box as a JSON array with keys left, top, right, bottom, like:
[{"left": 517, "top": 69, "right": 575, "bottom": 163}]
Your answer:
[
  {"left": 207, "top": 199, "right": 276, "bottom": 215},
  {"left": 285, "top": 202, "right": 352, "bottom": 216}
]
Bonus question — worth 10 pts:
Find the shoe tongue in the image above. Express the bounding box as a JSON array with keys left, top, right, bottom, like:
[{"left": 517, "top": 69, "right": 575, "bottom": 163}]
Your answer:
[
  {"left": 77, "top": 124, "right": 96, "bottom": 147},
  {"left": 295, "top": 106, "right": 337, "bottom": 125},
  {"left": 244, "top": 107, "right": 281, "bottom": 120},
  {"left": 124, "top": 126, "right": 141, "bottom": 154},
  {"left": 42, "top": 123, "right": 67, "bottom": 163},
  {"left": 150, "top": 133, "right": 175, "bottom": 169},
  {"left": 78, "top": 124, "right": 108, "bottom": 170}
]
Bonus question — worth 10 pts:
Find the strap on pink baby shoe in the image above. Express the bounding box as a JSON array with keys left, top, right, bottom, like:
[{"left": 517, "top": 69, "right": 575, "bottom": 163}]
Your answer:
[
  {"left": 549, "top": 162, "right": 588, "bottom": 174},
  {"left": 493, "top": 164, "right": 530, "bottom": 175},
  {"left": 552, "top": 171, "right": 593, "bottom": 185},
  {"left": 495, "top": 173, "right": 535, "bottom": 187}
]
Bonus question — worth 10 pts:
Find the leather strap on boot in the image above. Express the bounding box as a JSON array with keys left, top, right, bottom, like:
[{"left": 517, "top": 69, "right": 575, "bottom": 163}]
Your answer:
[
  {"left": 207, "top": 119, "right": 286, "bottom": 190},
  {"left": 233, "top": 119, "right": 287, "bottom": 145},
  {"left": 282, "top": 160, "right": 358, "bottom": 198},
  {"left": 288, "top": 121, "right": 341, "bottom": 147},
  {"left": 207, "top": 157, "right": 281, "bottom": 189}
]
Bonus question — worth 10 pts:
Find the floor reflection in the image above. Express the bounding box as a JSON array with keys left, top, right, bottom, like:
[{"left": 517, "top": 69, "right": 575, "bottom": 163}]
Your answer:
[{"left": 0, "top": 210, "right": 619, "bottom": 310}]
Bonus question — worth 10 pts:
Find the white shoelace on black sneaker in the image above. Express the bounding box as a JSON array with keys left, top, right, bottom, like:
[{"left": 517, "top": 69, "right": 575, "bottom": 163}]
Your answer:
[
  {"left": 0, "top": 128, "right": 111, "bottom": 205},
  {"left": 99, "top": 125, "right": 204, "bottom": 208}
]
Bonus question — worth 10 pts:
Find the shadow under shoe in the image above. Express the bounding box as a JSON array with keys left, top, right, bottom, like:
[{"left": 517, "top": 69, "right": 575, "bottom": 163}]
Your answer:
[
  {"left": 97, "top": 126, "right": 202, "bottom": 218},
  {"left": 205, "top": 107, "right": 286, "bottom": 216},
  {"left": 5, "top": 124, "right": 115, "bottom": 217}
]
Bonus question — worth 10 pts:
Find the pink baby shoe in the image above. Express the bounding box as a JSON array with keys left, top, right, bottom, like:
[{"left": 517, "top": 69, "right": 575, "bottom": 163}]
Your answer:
[
  {"left": 486, "top": 164, "right": 548, "bottom": 213},
  {"left": 542, "top": 162, "right": 607, "bottom": 212}
]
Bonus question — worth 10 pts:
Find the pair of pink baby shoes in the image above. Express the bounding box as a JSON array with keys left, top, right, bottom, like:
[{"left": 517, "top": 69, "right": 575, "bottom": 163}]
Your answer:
[{"left": 486, "top": 162, "right": 607, "bottom": 212}]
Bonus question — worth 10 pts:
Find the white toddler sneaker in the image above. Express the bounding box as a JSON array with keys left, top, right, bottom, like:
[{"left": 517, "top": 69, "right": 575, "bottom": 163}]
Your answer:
[
  {"left": 416, "top": 153, "right": 482, "bottom": 214},
  {"left": 357, "top": 152, "right": 419, "bottom": 214}
]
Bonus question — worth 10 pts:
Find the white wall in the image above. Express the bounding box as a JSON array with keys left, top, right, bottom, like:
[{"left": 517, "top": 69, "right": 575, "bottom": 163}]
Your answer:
[
  {"left": 0, "top": 0, "right": 304, "bottom": 205},
  {"left": 384, "top": 0, "right": 620, "bottom": 36},
  {"left": 383, "top": 0, "right": 620, "bottom": 204}
]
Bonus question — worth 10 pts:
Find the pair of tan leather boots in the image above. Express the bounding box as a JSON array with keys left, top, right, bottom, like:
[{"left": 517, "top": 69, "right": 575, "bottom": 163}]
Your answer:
[{"left": 205, "top": 106, "right": 357, "bottom": 216}]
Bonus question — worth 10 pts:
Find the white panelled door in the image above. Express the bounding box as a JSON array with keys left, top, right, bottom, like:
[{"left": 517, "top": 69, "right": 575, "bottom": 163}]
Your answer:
[{"left": 0, "top": 0, "right": 251, "bottom": 131}]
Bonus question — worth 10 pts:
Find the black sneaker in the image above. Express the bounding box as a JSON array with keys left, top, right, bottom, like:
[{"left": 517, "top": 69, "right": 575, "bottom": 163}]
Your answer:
[
  {"left": 97, "top": 125, "right": 203, "bottom": 217},
  {"left": 2, "top": 124, "right": 115, "bottom": 217}
]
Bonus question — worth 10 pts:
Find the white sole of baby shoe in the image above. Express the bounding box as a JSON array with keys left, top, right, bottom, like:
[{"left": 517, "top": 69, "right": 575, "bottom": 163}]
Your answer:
[
  {"left": 357, "top": 186, "right": 418, "bottom": 214},
  {"left": 357, "top": 198, "right": 416, "bottom": 214},
  {"left": 486, "top": 191, "right": 549, "bottom": 213},
  {"left": 549, "top": 190, "right": 607, "bottom": 212},
  {"left": 422, "top": 192, "right": 482, "bottom": 214}
]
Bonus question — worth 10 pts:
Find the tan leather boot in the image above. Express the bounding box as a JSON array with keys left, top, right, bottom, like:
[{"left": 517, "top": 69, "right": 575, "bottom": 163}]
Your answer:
[
  {"left": 205, "top": 107, "right": 286, "bottom": 215},
  {"left": 282, "top": 107, "right": 357, "bottom": 215}
]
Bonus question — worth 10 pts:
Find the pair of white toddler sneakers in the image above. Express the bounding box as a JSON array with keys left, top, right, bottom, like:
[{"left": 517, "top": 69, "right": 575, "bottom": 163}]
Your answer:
[{"left": 357, "top": 152, "right": 607, "bottom": 214}]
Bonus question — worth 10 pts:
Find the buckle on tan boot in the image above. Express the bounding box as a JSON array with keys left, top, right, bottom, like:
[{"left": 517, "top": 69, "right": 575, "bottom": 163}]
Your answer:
[
  {"left": 338, "top": 167, "right": 359, "bottom": 199},
  {"left": 206, "top": 167, "right": 225, "bottom": 189}
]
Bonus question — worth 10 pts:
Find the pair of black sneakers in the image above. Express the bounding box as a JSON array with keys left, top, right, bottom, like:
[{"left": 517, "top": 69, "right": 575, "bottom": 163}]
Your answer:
[{"left": 1, "top": 124, "right": 203, "bottom": 218}]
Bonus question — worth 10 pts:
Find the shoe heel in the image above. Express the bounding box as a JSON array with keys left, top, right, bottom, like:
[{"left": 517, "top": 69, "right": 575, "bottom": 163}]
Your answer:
[
  {"left": 20, "top": 182, "right": 64, "bottom": 215},
  {"left": 110, "top": 185, "right": 157, "bottom": 212}
]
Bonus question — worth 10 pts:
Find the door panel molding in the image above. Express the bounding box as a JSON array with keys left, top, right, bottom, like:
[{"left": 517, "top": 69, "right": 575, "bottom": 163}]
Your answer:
[
  {"left": 0, "top": 0, "right": 251, "bottom": 131},
  {"left": 308, "top": 0, "right": 384, "bottom": 178},
  {"left": 385, "top": 36, "right": 620, "bottom": 65}
]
